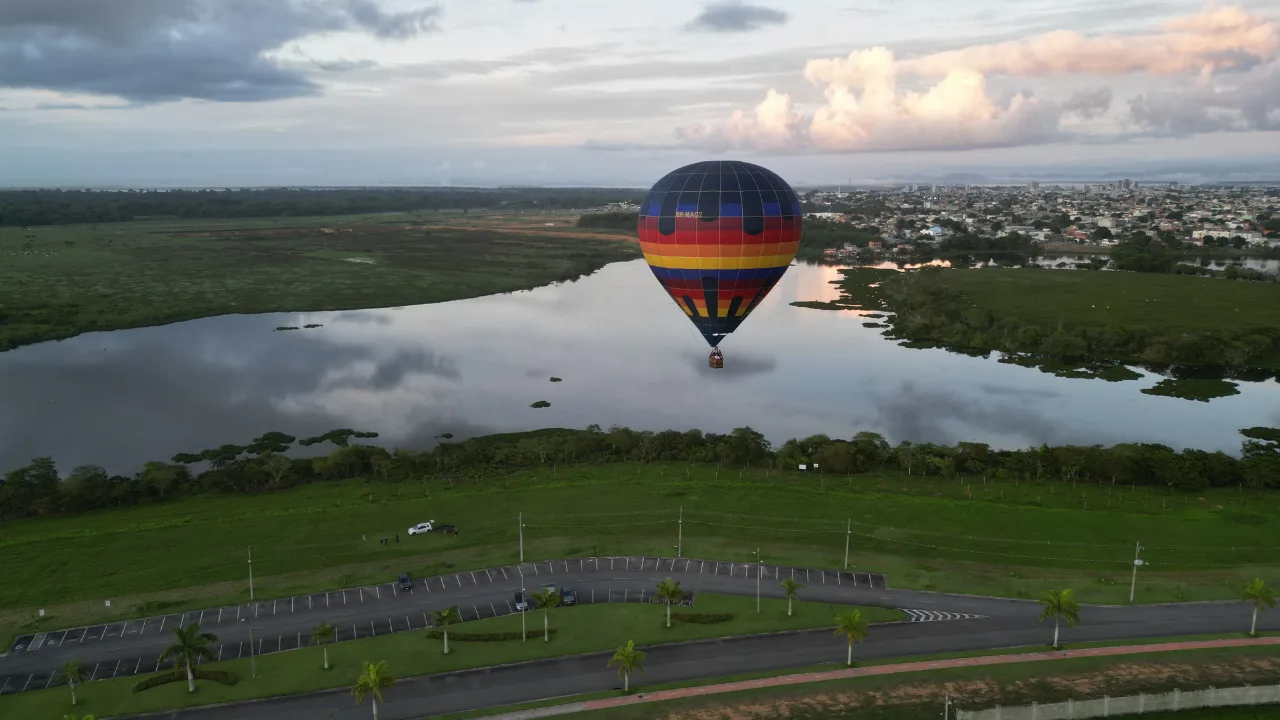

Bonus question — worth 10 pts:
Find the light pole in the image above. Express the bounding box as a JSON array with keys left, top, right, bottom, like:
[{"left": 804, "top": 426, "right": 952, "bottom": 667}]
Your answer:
[
  {"left": 518, "top": 512, "right": 525, "bottom": 563},
  {"left": 519, "top": 565, "right": 527, "bottom": 642},
  {"left": 1129, "top": 541, "right": 1145, "bottom": 603},
  {"left": 677, "top": 506, "right": 683, "bottom": 558},
  {"left": 247, "top": 546, "right": 254, "bottom": 601},
  {"left": 844, "top": 519, "right": 851, "bottom": 569},
  {"left": 752, "top": 548, "right": 762, "bottom": 614},
  {"left": 240, "top": 618, "right": 256, "bottom": 679}
]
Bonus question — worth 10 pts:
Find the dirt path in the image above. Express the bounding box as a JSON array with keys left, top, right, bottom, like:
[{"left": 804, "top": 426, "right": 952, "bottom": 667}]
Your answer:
[{"left": 480, "top": 637, "right": 1280, "bottom": 719}]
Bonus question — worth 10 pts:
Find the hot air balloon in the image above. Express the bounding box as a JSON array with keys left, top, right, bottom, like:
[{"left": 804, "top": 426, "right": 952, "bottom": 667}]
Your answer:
[{"left": 637, "top": 161, "right": 803, "bottom": 369}]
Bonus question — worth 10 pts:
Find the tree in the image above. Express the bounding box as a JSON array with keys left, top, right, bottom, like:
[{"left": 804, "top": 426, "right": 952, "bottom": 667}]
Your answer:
[
  {"left": 61, "top": 715, "right": 94, "bottom": 720},
  {"left": 1039, "top": 589, "right": 1081, "bottom": 649},
  {"left": 351, "top": 660, "right": 395, "bottom": 720},
  {"left": 655, "top": 577, "right": 684, "bottom": 628},
  {"left": 780, "top": 578, "right": 805, "bottom": 617},
  {"left": 530, "top": 588, "right": 561, "bottom": 643},
  {"left": 833, "top": 609, "right": 868, "bottom": 666},
  {"left": 1242, "top": 578, "right": 1276, "bottom": 637},
  {"left": 311, "top": 623, "right": 337, "bottom": 670},
  {"left": 608, "top": 640, "right": 646, "bottom": 693},
  {"left": 159, "top": 623, "right": 217, "bottom": 693},
  {"left": 431, "top": 606, "right": 462, "bottom": 654},
  {"left": 59, "top": 657, "right": 88, "bottom": 706}
]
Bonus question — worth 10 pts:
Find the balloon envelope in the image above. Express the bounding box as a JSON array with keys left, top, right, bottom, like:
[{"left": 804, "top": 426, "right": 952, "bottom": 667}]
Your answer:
[{"left": 637, "top": 160, "right": 803, "bottom": 347}]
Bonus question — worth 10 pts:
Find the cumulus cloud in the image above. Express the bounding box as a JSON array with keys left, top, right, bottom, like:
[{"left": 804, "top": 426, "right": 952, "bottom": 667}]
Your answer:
[
  {"left": 686, "top": 1, "right": 789, "bottom": 33},
  {"left": 677, "top": 4, "right": 1278, "bottom": 153},
  {"left": 1129, "top": 59, "right": 1280, "bottom": 134},
  {"left": 0, "top": 0, "right": 441, "bottom": 102},
  {"left": 896, "top": 5, "right": 1277, "bottom": 78}
]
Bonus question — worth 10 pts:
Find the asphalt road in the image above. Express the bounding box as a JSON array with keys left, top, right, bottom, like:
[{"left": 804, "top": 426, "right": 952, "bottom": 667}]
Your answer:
[{"left": 2, "top": 555, "right": 1273, "bottom": 719}]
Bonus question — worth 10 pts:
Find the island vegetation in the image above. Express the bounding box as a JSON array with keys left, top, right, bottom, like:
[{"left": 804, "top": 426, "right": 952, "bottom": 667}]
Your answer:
[
  {"left": 815, "top": 265, "right": 1280, "bottom": 371},
  {"left": 0, "top": 213, "right": 640, "bottom": 351}
]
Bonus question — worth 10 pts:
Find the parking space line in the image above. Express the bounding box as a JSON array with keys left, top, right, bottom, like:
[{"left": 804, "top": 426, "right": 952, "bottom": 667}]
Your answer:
[
  {"left": 278, "top": 636, "right": 282, "bottom": 652},
  {"left": 440, "top": 577, "right": 447, "bottom": 590},
  {"left": 180, "top": 612, "right": 187, "bottom": 627},
  {"left": 534, "top": 564, "right": 539, "bottom": 576},
  {"left": 359, "top": 588, "right": 364, "bottom": 602},
  {"left": 217, "top": 608, "right": 223, "bottom": 623},
  {"left": 423, "top": 613, "right": 429, "bottom": 627},
  {"left": 343, "top": 590, "right": 348, "bottom": 604},
  {"left": 714, "top": 563, "right": 719, "bottom": 575},
  {"left": 292, "top": 597, "right": 295, "bottom": 611},
  {"left": 370, "top": 621, "right": 375, "bottom": 638},
  {"left": 135, "top": 657, "right": 142, "bottom": 674},
  {"left": 473, "top": 605, "right": 480, "bottom": 619},
  {"left": 388, "top": 619, "right": 393, "bottom": 634},
  {"left": 112, "top": 660, "right": 121, "bottom": 678},
  {"left": 0, "top": 677, "right": 11, "bottom": 694},
  {"left": 21, "top": 674, "right": 33, "bottom": 691},
  {"left": 259, "top": 638, "right": 264, "bottom": 655},
  {"left": 218, "top": 645, "right": 223, "bottom": 661},
  {"left": 239, "top": 641, "right": 244, "bottom": 658},
  {"left": 44, "top": 673, "right": 56, "bottom": 689},
  {"left": 309, "top": 596, "right": 313, "bottom": 610},
  {"left": 376, "top": 586, "right": 381, "bottom": 600},
  {"left": 89, "top": 663, "right": 99, "bottom": 682},
  {"left": 471, "top": 571, "right": 477, "bottom": 584},
  {"left": 506, "top": 600, "right": 513, "bottom": 613},
  {"left": 501, "top": 567, "right": 508, "bottom": 580},
  {"left": 822, "top": 570, "right": 826, "bottom": 585},
  {"left": 405, "top": 616, "right": 411, "bottom": 631},
  {"left": 490, "top": 602, "right": 496, "bottom": 617},
  {"left": 806, "top": 569, "right": 810, "bottom": 583},
  {"left": 486, "top": 569, "right": 493, "bottom": 582}
]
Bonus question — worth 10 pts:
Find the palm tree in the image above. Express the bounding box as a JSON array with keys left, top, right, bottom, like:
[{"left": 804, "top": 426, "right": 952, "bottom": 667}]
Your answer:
[
  {"left": 1039, "top": 589, "right": 1081, "bottom": 649},
  {"left": 608, "top": 640, "right": 646, "bottom": 693},
  {"left": 530, "top": 588, "right": 561, "bottom": 643},
  {"left": 833, "top": 609, "right": 868, "bottom": 666},
  {"left": 655, "top": 577, "right": 683, "bottom": 628},
  {"left": 61, "top": 715, "right": 94, "bottom": 720},
  {"left": 351, "top": 660, "right": 395, "bottom": 720},
  {"left": 59, "top": 657, "right": 88, "bottom": 706},
  {"left": 431, "top": 606, "right": 462, "bottom": 654},
  {"left": 158, "top": 623, "right": 217, "bottom": 693},
  {"left": 311, "top": 622, "right": 337, "bottom": 670},
  {"left": 1242, "top": 578, "right": 1276, "bottom": 637},
  {"left": 781, "top": 577, "right": 805, "bottom": 617}
]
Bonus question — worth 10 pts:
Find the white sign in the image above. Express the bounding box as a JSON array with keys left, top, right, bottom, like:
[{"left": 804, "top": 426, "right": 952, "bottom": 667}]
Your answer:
[
  {"left": 105, "top": 600, "right": 111, "bottom": 608},
  {"left": 813, "top": 464, "right": 820, "bottom": 468},
  {"left": 798, "top": 464, "right": 807, "bottom": 470},
  {"left": 1134, "top": 559, "right": 1145, "bottom": 566},
  {"left": 38, "top": 609, "right": 45, "bottom": 617}
]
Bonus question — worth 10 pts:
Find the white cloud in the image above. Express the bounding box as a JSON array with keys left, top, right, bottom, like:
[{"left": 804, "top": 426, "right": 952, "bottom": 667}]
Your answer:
[{"left": 677, "top": 4, "right": 1279, "bottom": 153}]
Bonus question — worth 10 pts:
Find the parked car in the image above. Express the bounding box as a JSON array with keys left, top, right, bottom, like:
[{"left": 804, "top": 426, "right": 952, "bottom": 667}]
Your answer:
[
  {"left": 398, "top": 573, "right": 413, "bottom": 591},
  {"left": 560, "top": 588, "right": 576, "bottom": 606},
  {"left": 514, "top": 590, "right": 529, "bottom": 612},
  {"left": 407, "top": 521, "right": 436, "bottom": 535}
]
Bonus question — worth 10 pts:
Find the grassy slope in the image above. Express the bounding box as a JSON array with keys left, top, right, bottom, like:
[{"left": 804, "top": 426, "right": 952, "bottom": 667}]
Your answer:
[
  {"left": 0, "top": 212, "right": 638, "bottom": 350},
  {"left": 3, "top": 465, "right": 1278, "bottom": 644},
  {"left": 0, "top": 594, "right": 898, "bottom": 719},
  {"left": 941, "top": 268, "right": 1280, "bottom": 335}
]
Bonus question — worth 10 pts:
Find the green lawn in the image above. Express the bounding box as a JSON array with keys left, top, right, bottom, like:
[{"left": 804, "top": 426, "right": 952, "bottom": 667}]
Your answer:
[
  {"left": 0, "top": 593, "right": 896, "bottom": 719},
  {"left": 3, "top": 465, "right": 1278, "bottom": 646},
  {"left": 0, "top": 212, "right": 639, "bottom": 350},
  {"left": 941, "top": 268, "right": 1280, "bottom": 335}
]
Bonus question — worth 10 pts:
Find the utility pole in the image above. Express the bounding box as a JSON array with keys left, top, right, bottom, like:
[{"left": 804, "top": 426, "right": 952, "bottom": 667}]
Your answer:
[
  {"left": 247, "top": 546, "right": 254, "bottom": 601},
  {"left": 943, "top": 691, "right": 950, "bottom": 720},
  {"left": 677, "top": 506, "right": 683, "bottom": 558},
  {"left": 1129, "top": 541, "right": 1144, "bottom": 603},
  {"left": 519, "top": 512, "right": 524, "bottom": 563},
  {"left": 519, "top": 565, "right": 527, "bottom": 643},
  {"left": 844, "top": 519, "right": 851, "bottom": 569}
]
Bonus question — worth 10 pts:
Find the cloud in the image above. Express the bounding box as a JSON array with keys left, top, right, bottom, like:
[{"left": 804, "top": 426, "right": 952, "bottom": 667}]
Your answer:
[
  {"left": 0, "top": 0, "right": 441, "bottom": 103},
  {"left": 896, "top": 5, "right": 1277, "bottom": 78},
  {"left": 1061, "top": 87, "right": 1113, "bottom": 119},
  {"left": 686, "top": 1, "right": 789, "bottom": 33},
  {"left": 677, "top": 4, "right": 1279, "bottom": 154},
  {"left": 1129, "top": 59, "right": 1280, "bottom": 134}
]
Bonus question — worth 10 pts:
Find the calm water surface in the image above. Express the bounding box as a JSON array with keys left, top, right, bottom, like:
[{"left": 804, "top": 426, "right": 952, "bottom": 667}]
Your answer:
[{"left": 3, "top": 260, "right": 1278, "bottom": 474}]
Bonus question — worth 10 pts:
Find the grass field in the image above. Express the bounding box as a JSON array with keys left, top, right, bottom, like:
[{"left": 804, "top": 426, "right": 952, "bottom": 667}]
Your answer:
[
  {"left": 940, "top": 269, "right": 1280, "bottom": 335},
  {"left": 0, "top": 593, "right": 896, "bottom": 719},
  {"left": 0, "top": 212, "right": 638, "bottom": 350},
  {"left": 3, "top": 465, "right": 1278, "bottom": 646}
]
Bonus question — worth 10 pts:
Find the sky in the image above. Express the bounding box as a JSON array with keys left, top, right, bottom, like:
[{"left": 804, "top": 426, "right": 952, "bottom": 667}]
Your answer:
[{"left": 0, "top": 0, "right": 1278, "bottom": 187}]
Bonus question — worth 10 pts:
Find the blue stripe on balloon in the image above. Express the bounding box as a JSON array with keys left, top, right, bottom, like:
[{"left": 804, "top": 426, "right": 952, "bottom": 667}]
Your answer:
[{"left": 720, "top": 203, "right": 743, "bottom": 217}]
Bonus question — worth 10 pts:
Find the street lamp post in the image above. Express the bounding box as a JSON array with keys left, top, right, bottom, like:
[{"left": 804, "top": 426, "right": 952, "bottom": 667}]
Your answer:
[
  {"left": 240, "top": 619, "right": 257, "bottom": 679},
  {"left": 519, "top": 564, "right": 527, "bottom": 642},
  {"left": 753, "top": 548, "right": 762, "bottom": 614},
  {"left": 1129, "top": 541, "right": 1145, "bottom": 603}
]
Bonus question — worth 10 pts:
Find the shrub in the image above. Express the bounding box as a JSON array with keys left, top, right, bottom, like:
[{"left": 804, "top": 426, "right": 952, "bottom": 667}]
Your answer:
[
  {"left": 133, "top": 668, "right": 239, "bottom": 693},
  {"left": 426, "top": 629, "right": 557, "bottom": 641},
  {"left": 671, "top": 612, "right": 733, "bottom": 624},
  {"left": 530, "top": 400, "right": 551, "bottom": 408}
]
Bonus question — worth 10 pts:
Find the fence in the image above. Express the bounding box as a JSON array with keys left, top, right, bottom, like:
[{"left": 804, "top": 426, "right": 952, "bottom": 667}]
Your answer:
[{"left": 956, "top": 683, "right": 1280, "bottom": 720}]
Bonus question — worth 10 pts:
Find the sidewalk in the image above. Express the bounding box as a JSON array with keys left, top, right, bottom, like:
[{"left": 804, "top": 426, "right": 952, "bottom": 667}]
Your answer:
[{"left": 478, "top": 636, "right": 1280, "bottom": 719}]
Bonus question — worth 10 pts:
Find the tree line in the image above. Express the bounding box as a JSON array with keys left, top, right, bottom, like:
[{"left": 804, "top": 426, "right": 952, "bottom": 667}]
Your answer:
[
  {"left": 2, "top": 424, "right": 1278, "bottom": 522},
  {"left": 1112, "top": 232, "right": 1280, "bottom": 277},
  {"left": 0, "top": 188, "right": 646, "bottom": 227}
]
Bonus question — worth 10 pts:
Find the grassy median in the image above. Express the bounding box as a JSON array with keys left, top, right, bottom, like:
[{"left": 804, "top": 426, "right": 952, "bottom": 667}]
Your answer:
[{"left": 0, "top": 593, "right": 898, "bottom": 719}]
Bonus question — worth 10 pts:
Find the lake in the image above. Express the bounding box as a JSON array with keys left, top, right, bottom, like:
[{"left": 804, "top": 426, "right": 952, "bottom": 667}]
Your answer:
[{"left": 2, "top": 260, "right": 1278, "bottom": 475}]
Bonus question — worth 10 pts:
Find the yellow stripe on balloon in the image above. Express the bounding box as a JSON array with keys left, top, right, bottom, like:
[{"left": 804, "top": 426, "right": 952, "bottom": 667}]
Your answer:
[{"left": 642, "top": 254, "right": 795, "bottom": 270}]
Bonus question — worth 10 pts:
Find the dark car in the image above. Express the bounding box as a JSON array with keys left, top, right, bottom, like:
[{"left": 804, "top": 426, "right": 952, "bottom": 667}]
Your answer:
[
  {"left": 398, "top": 573, "right": 413, "bottom": 591},
  {"left": 560, "top": 587, "right": 576, "bottom": 606}
]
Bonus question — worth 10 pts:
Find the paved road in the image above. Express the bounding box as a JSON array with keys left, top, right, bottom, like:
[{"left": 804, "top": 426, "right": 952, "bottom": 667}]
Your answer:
[
  {"left": 0, "top": 556, "right": 887, "bottom": 694},
  {"left": 1, "top": 555, "right": 1273, "bottom": 719}
]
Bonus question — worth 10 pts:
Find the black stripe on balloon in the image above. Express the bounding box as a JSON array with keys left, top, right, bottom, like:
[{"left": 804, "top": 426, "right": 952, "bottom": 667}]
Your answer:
[
  {"left": 726, "top": 296, "right": 743, "bottom": 319},
  {"left": 682, "top": 295, "right": 698, "bottom": 316},
  {"left": 701, "top": 276, "right": 719, "bottom": 320}
]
